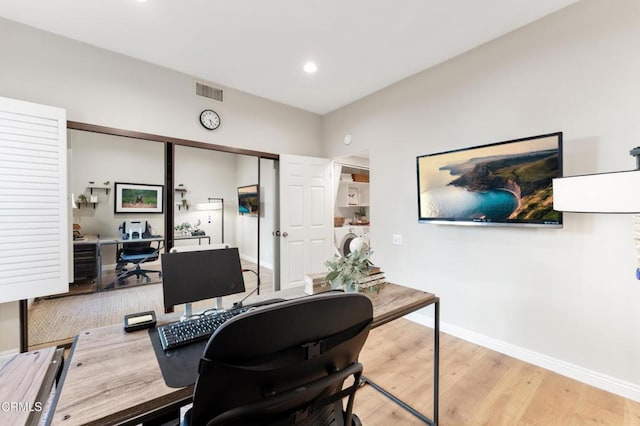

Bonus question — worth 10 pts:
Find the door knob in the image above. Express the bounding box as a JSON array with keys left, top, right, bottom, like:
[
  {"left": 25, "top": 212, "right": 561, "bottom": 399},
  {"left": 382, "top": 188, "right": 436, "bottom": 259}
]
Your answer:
[
  {"left": 273, "top": 231, "right": 280, "bottom": 236},
  {"left": 282, "top": 232, "right": 288, "bottom": 238}
]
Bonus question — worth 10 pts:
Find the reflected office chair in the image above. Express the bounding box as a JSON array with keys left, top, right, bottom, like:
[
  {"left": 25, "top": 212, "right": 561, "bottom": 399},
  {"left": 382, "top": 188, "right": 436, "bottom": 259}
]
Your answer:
[
  {"left": 182, "top": 291, "right": 373, "bottom": 426},
  {"left": 110, "top": 221, "right": 162, "bottom": 288}
]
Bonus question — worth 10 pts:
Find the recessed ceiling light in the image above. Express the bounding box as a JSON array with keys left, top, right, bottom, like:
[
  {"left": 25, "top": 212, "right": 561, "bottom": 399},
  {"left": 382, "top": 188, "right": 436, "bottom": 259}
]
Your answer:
[{"left": 303, "top": 61, "right": 318, "bottom": 74}]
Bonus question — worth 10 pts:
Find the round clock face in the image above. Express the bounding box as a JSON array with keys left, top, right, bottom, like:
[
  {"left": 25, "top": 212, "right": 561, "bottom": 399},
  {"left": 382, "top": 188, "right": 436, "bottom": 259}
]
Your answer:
[{"left": 199, "top": 109, "right": 220, "bottom": 130}]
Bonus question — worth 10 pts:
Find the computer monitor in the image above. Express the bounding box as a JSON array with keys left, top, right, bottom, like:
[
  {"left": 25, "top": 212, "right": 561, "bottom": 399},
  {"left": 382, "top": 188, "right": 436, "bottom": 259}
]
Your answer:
[{"left": 160, "top": 247, "right": 246, "bottom": 310}]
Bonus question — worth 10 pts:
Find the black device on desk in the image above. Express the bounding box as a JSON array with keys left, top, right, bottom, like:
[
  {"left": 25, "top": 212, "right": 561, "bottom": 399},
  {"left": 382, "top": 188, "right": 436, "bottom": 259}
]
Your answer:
[
  {"left": 161, "top": 247, "right": 246, "bottom": 308},
  {"left": 159, "top": 247, "right": 247, "bottom": 350},
  {"left": 158, "top": 307, "right": 249, "bottom": 350}
]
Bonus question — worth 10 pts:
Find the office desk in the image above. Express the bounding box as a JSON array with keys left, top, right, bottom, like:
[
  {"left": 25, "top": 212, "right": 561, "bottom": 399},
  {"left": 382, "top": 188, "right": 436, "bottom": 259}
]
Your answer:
[
  {"left": 96, "top": 236, "right": 164, "bottom": 290},
  {"left": 49, "top": 283, "right": 439, "bottom": 425},
  {"left": 0, "top": 347, "right": 64, "bottom": 426},
  {"left": 174, "top": 234, "right": 211, "bottom": 245}
]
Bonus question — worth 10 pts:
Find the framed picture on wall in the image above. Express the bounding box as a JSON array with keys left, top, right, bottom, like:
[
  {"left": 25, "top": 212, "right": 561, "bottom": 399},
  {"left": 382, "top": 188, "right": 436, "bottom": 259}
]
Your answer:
[
  {"left": 114, "top": 182, "right": 164, "bottom": 214},
  {"left": 347, "top": 187, "right": 360, "bottom": 206}
]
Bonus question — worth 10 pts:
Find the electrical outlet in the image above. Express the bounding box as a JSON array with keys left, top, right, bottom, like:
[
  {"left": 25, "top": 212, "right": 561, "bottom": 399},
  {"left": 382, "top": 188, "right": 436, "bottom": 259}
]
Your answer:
[{"left": 392, "top": 234, "right": 402, "bottom": 245}]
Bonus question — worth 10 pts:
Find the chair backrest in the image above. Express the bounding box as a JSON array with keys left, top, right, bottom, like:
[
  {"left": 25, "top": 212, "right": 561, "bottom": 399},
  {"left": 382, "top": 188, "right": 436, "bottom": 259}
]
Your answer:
[
  {"left": 120, "top": 220, "right": 148, "bottom": 240},
  {"left": 189, "top": 291, "right": 373, "bottom": 426}
]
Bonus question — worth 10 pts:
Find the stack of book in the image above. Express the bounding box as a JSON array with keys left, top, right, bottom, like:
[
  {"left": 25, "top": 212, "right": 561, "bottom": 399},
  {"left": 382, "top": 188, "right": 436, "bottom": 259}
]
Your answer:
[
  {"left": 304, "top": 266, "right": 386, "bottom": 295},
  {"left": 304, "top": 272, "right": 330, "bottom": 295}
]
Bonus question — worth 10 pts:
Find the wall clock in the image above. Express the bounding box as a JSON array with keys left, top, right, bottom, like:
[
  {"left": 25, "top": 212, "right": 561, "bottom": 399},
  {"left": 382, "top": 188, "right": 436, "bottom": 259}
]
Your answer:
[{"left": 199, "top": 109, "right": 221, "bottom": 130}]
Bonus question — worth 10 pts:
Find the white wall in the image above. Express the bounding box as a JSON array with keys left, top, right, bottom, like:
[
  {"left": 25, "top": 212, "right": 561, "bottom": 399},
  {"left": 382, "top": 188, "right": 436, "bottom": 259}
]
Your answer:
[
  {"left": 323, "top": 0, "right": 640, "bottom": 399},
  {"left": 259, "top": 158, "right": 278, "bottom": 271},
  {"left": 174, "top": 145, "right": 239, "bottom": 248},
  {"left": 0, "top": 301, "right": 19, "bottom": 354},
  {"left": 0, "top": 17, "right": 321, "bottom": 352},
  {"left": 0, "top": 18, "right": 322, "bottom": 157},
  {"left": 235, "top": 156, "right": 260, "bottom": 263}
]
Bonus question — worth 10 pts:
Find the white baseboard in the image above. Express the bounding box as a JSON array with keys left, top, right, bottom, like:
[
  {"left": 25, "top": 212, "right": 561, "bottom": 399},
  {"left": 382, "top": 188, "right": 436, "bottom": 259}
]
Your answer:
[
  {"left": 239, "top": 254, "right": 273, "bottom": 270},
  {"left": 0, "top": 348, "right": 19, "bottom": 357},
  {"left": 405, "top": 312, "right": 640, "bottom": 402}
]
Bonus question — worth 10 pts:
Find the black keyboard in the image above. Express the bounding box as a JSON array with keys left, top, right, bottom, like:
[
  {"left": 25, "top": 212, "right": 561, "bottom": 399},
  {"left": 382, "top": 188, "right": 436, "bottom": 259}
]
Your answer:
[{"left": 158, "top": 307, "right": 249, "bottom": 351}]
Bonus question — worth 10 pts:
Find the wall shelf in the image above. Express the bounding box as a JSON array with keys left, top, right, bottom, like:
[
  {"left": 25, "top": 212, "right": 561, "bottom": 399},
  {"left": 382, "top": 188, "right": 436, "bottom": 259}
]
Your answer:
[
  {"left": 77, "top": 201, "right": 98, "bottom": 209},
  {"left": 87, "top": 185, "right": 110, "bottom": 195}
]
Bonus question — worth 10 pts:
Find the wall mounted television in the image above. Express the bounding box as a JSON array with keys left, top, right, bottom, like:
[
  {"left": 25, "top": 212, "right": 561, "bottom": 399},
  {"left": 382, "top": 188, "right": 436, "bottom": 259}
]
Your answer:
[
  {"left": 416, "top": 132, "right": 563, "bottom": 227},
  {"left": 238, "top": 184, "right": 259, "bottom": 216}
]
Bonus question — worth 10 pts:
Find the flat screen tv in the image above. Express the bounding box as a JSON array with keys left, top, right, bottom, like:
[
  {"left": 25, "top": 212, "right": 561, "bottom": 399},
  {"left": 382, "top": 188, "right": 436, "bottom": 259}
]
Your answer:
[
  {"left": 238, "top": 184, "right": 259, "bottom": 216},
  {"left": 416, "top": 132, "right": 563, "bottom": 227}
]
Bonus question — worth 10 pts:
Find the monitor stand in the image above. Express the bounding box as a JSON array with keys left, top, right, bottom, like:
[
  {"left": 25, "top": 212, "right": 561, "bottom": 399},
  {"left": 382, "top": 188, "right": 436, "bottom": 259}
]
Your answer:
[{"left": 180, "top": 297, "right": 224, "bottom": 321}]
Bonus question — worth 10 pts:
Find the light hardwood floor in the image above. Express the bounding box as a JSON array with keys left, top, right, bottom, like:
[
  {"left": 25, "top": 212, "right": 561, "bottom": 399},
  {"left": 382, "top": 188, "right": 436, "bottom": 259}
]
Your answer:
[{"left": 355, "top": 318, "right": 640, "bottom": 426}]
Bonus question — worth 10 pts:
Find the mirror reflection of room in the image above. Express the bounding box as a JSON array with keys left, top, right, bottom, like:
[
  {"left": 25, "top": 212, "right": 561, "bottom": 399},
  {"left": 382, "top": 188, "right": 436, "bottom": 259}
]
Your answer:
[
  {"left": 27, "top": 129, "right": 276, "bottom": 349},
  {"left": 71, "top": 130, "right": 166, "bottom": 293},
  {"left": 165, "top": 150, "right": 277, "bottom": 316}
]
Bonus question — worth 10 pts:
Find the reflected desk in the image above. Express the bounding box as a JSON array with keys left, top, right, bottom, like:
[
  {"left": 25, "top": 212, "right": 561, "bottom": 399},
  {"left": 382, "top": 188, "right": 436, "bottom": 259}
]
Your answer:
[
  {"left": 96, "top": 236, "right": 164, "bottom": 290},
  {"left": 174, "top": 234, "right": 211, "bottom": 245},
  {"left": 48, "top": 283, "right": 439, "bottom": 425}
]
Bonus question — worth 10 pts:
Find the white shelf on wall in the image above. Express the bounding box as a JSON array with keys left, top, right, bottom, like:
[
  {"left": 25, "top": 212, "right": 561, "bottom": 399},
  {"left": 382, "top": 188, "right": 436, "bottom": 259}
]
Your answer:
[
  {"left": 175, "top": 187, "right": 188, "bottom": 198},
  {"left": 76, "top": 201, "right": 98, "bottom": 209},
  {"left": 87, "top": 184, "right": 110, "bottom": 195},
  {"left": 336, "top": 181, "right": 369, "bottom": 207}
]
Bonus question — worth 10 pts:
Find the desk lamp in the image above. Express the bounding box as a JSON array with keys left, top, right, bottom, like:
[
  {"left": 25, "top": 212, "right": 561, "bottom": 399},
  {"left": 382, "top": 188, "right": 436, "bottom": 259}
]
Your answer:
[
  {"left": 196, "top": 198, "right": 224, "bottom": 242},
  {"left": 553, "top": 146, "right": 640, "bottom": 277},
  {"left": 553, "top": 147, "right": 640, "bottom": 213}
]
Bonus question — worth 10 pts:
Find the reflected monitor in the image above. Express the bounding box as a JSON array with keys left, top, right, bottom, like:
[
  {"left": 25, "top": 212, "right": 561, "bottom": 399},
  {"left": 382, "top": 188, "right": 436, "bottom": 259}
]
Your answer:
[{"left": 161, "top": 247, "right": 246, "bottom": 309}]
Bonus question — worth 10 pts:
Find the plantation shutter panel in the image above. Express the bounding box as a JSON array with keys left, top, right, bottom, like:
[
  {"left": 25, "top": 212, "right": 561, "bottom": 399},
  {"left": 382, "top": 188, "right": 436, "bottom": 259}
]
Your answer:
[{"left": 0, "top": 96, "right": 68, "bottom": 303}]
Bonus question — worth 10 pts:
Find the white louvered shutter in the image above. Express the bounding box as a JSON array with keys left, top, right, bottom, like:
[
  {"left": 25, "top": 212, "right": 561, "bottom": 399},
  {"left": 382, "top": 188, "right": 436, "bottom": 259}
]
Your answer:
[{"left": 0, "top": 96, "right": 68, "bottom": 303}]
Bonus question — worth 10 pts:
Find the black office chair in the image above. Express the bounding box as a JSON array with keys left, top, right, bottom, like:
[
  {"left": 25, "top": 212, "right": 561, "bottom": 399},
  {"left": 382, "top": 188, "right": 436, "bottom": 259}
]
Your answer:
[
  {"left": 109, "top": 221, "right": 162, "bottom": 288},
  {"left": 182, "top": 291, "right": 374, "bottom": 426}
]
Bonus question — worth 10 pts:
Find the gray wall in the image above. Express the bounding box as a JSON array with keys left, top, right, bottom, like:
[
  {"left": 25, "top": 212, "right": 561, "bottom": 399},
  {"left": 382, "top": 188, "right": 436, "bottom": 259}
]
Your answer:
[{"left": 323, "top": 0, "right": 640, "bottom": 399}]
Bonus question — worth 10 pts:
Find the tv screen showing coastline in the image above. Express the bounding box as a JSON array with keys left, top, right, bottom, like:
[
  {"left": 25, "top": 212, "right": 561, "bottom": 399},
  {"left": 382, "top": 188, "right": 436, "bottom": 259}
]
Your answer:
[{"left": 417, "top": 132, "right": 562, "bottom": 226}]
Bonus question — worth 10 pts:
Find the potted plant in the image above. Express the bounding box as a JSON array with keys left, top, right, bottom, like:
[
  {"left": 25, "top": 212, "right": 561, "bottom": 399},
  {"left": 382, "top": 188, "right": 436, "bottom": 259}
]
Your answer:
[
  {"left": 358, "top": 207, "right": 368, "bottom": 223},
  {"left": 174, "top": 222, "right": 192, "bottom": 235},
  {"left": 324, "top": 248, "right": 372, "bottom": 292}
]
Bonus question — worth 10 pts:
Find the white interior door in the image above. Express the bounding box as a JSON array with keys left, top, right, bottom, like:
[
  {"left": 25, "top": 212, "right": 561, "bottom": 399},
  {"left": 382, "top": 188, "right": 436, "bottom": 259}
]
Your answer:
[{"left": 278, "top": 154, "right": 332, "bottom": 289}]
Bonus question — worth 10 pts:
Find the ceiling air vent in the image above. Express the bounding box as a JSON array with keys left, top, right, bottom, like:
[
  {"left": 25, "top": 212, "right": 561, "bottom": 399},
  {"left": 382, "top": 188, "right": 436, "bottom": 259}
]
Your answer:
[{"left": 196, "top": 82, "right": 223, "bottom": 102}]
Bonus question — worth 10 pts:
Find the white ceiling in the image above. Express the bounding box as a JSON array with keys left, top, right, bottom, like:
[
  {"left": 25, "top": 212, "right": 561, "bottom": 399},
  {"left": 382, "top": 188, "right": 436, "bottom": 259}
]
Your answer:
[{"left": 0, "top": 0, "right": 579, "bottom": 114}]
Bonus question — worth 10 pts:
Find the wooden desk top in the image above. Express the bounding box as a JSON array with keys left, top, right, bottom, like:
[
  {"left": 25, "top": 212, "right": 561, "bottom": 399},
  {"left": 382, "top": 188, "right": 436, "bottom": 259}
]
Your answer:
[
  {"left": 97, "top": 235, "right": 164, "bottom": 245},
  {"left": 72, "top": 234, "right": 99, "bottom": 245},
  {"left": 50, "top": 283, "right": 436, "bottom": 425},
  {"left": 0, "top": 346, "right": 62, "bottom": 426}
]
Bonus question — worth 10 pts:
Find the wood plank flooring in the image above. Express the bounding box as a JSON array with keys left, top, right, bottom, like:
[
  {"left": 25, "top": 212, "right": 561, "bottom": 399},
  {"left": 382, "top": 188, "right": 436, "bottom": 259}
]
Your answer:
[{"left": 355, "top": 318, "right": 640, "bottom": 426}]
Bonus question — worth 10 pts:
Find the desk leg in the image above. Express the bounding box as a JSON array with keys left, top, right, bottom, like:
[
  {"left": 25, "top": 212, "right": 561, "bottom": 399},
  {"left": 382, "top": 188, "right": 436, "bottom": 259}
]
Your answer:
[
  {"left": 434, "top": 299, "right": 439, "bottom": 425},
  {"left": 96, "top": 243, "right": 103, "bottom": 290},
  {"left": 362, "top": 300, "right": 440, "bottom": 425}
]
